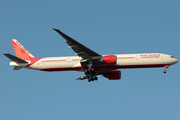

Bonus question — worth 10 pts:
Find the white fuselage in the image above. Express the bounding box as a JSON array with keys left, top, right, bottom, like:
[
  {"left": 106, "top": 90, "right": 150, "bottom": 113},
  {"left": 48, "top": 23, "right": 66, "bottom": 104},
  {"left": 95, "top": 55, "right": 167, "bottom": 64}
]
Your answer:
[{"left": 12, "top": 53, "right": 177, "bottom": 72}]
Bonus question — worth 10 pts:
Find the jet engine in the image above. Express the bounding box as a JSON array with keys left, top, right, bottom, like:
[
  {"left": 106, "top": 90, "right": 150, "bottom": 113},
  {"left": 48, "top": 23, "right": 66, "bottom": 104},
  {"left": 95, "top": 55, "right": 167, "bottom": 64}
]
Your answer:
[
  {"left": 102, "top": 55, "right": 117, "bottom": 65},
  {"left": 104, "top": 70, "right": 121, "bottom": 80}
]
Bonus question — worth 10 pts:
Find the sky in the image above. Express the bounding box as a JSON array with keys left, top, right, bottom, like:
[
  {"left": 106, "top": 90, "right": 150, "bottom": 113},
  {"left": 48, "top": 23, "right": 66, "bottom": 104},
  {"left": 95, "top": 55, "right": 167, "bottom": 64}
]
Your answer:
[{"left": 0, "top": 0, "right": 180, "bottom": 120}]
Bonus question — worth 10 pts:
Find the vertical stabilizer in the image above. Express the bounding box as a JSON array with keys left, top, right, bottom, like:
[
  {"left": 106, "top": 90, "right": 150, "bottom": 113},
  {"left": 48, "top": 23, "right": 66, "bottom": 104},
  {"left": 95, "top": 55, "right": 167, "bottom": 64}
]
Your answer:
[{"left": 11, "top": 39, "right": 35, "bottom": 60}]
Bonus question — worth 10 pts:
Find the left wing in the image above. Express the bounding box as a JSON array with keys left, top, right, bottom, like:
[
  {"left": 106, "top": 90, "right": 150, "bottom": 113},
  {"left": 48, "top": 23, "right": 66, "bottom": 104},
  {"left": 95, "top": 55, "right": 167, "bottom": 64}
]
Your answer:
[
  {"left": 52, "top": 28, "right": 116, "bottom": 82},
  {"left": 53, "top": 28, "right": 101, "bottom": 59}
]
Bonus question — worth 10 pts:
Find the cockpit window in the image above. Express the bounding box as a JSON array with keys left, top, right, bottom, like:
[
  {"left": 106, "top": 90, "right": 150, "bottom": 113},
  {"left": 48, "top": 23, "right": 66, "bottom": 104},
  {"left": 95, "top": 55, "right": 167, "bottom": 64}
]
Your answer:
[{"left": 171, "top": 56, "right": 175, "bottom": 58}]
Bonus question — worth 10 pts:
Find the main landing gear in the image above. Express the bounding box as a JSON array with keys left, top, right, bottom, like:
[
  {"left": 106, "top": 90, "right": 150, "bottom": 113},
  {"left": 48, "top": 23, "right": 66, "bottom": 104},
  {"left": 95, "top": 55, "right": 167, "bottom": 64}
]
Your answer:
[
  {"left": 85, "top": 70, "right": 98, "bottom": 82},
  {"left": 163, "top": 65, "right": 169, "bottom": 74},
  {"left": 88, "top": 77, "right": 98, "bottom": 82},
  {"left": 84, "top": 61, "right": 98, "bottom": 82}
]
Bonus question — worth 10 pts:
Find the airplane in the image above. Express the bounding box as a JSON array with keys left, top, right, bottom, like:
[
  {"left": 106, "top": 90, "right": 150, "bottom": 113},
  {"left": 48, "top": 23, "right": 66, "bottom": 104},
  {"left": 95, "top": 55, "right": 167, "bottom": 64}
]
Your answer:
[{"left": 3, "top": 28, "right": 178, "bottom": 82}]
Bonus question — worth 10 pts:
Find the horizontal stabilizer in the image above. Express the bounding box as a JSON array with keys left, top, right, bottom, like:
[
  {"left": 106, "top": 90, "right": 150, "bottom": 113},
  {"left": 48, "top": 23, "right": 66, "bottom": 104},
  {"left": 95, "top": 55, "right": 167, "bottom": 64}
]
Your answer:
[
  {"left": 13, "top": 66, "right": 22, "bottom": 70},
  {"left": 3, "top": 53, "right": 28, "bottom": 63}
]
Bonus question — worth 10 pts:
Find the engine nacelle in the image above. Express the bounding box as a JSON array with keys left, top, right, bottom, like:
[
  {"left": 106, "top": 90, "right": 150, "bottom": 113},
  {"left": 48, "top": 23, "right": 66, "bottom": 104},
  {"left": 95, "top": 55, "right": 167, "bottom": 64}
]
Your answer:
[
  {"left": 104, "top": 70, "right": 121, "bottom": 80},
  {"left": 103, "top": 55, "right": 117, "bottom": 65}
]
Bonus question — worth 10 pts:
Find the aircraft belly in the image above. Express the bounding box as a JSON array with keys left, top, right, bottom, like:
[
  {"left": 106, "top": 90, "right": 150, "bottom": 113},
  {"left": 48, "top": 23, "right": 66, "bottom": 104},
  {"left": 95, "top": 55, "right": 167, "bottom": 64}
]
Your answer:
[
  {"left": 30, "top": 61, "right": 76, "bottom": 70},
  {"left": 117, "top": 58, "right": 170, "bottom": 69}
]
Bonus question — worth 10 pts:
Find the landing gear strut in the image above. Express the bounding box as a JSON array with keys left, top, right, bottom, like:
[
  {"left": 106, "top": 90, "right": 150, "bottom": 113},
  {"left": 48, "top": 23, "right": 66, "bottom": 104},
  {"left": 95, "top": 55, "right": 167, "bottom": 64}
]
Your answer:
[{"left": 163, "top": 65, "right": 169, "bottom": 74}]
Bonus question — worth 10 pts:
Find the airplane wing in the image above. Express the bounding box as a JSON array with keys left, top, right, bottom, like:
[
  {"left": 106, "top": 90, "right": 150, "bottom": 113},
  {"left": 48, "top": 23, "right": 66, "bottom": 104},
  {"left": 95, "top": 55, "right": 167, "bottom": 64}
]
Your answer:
[
  {"left": 52, "top": 28, "right": 101, "bottom": 59},
  {"left": 52, "top": 28, "right": 115, "bottom": 82}
]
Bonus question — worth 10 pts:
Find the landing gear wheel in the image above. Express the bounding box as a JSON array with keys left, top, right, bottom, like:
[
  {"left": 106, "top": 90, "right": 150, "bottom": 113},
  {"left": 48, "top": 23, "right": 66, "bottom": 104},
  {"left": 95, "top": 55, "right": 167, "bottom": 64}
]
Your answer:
[
  {"left": 88, "top": 78, "right": 91, "bottom": 82},
  {"left": 163, "top": 65, "right": 169, "bottom": 74},
  {"left": 91, "top": 77, "right": 94, "bottom": 81},
  {"left": 94, "top": 77, "right": 98, "bottom": 80}
]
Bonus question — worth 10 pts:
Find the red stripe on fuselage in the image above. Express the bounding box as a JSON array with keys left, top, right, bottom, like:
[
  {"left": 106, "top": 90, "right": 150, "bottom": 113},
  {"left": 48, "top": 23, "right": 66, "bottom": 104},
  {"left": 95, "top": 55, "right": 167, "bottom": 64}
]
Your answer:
[{"left": 26, "top": 58, "right": 43, "bottom": 67}]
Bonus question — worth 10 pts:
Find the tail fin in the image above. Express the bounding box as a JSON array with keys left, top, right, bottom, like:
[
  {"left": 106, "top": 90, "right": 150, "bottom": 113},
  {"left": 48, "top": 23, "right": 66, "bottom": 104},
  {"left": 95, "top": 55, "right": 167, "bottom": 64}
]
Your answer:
[{"left": 11, "top": 39, "right": 35, "bottom": 60}]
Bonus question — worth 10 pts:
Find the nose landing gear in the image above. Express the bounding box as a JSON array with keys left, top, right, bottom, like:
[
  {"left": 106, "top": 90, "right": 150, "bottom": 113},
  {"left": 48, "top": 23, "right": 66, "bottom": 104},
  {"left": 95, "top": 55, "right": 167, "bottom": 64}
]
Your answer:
[{"left": 163, "top": 65, "right": 169, "bottom": 74}]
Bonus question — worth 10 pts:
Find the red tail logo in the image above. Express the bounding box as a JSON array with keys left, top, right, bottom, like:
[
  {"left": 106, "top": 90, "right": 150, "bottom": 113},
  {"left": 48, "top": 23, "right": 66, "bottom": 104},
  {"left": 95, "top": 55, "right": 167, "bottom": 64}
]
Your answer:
[{"left": 11, "top": 39, "right": 35, "bottom": 60}]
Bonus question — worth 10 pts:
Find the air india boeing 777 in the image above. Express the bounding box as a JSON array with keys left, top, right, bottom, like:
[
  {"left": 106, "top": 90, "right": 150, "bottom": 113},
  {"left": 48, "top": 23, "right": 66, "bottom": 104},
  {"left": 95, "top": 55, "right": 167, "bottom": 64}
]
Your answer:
[{"left": 3, "top": 28, "right": 178, "bottom": 82}]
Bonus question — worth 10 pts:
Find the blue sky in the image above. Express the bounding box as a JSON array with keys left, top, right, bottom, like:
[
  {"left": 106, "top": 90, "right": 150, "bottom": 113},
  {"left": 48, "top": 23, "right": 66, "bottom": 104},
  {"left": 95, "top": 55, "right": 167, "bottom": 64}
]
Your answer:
[{"left": 0, "top": 0, "right": 180, "bottom": 120}]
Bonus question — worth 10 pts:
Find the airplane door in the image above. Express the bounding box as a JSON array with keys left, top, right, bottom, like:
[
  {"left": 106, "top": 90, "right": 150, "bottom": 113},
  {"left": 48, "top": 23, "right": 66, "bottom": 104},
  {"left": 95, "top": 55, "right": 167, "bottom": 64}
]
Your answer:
[
  {"left": 136, "top": 55, "right": 140, "bottom": 60},
  {"left": 160, "top": 55, "right": 164, "bottom": 60},
  {"left": 67, "top": 58, "right": 72, "bottom": 63},
  {"left": 136, "top": 55, "right": 143, "bottom": 64}
]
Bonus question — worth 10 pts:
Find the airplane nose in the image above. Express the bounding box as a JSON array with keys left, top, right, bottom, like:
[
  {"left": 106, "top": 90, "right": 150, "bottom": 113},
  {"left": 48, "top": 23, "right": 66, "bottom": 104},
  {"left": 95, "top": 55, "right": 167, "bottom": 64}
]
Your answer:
[
  {"left": 175, "top": 58, "right": 178, "bottom": 63},
  {"left": 173, "top": 58, "right": 178, "bottom": 64}
]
